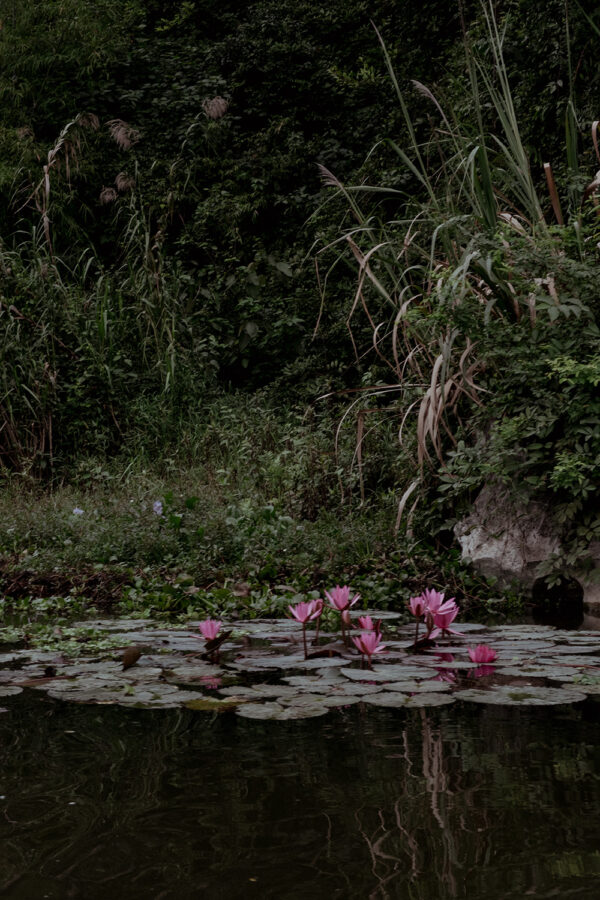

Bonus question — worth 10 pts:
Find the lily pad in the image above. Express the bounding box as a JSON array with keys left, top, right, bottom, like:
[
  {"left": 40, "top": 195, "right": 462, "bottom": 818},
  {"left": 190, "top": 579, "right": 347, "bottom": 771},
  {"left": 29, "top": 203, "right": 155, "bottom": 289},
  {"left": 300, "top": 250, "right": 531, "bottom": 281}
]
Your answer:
[
  {"left": 448, "top": 623, "right": 487, "bottom": 633},
  {"left": 491, "top": 641, "right": 556, "bottom": 652},
  {"left": 235, "top": 701, "right": 327, "bottom": 720},
  {"left": 454, "top": 685, "right": 587, "bottom": 706},
  {"left": 341, "top": 665, "right": 431, "bottom": 683},
  {"left": 295, "top": 656, "right": 350, "bottom": 670},
  {"left": 538, "top": 655, "right": 599, "bottom": 667},
  {"left": 402, "top": 693, "right": 456, "bottom": 707},
  {"left": 317, "top": 695, "right": 362, "bottom": 707},
  {"left": 495, "top": 665, "right": 576, "bottom": 678},
  {"left": 427, "top": 660, "right": 479, "bottom": 670},
  {"left": 385, "top": 680, "right": 451, "bottom": 693},
  {"left": 185, "top": 696, "right": 243, "bottom": 711},
  {"left": 0, "top": 685, "right": 23, "bottom": 697},
  {"left": 364, "top": 692, "right": 409, "bottom": 707},
  {"left": 165, "top": 664, "right": 223, "bottom": 682},
  {"left": 542, "top": 644, "right": 598, "bottom": 655},
  {"left": 563, "top": 682, "right": 600, "bottom": 695},
  {"left": 233, "top": 654, "right": 315, "bottom": 669}
]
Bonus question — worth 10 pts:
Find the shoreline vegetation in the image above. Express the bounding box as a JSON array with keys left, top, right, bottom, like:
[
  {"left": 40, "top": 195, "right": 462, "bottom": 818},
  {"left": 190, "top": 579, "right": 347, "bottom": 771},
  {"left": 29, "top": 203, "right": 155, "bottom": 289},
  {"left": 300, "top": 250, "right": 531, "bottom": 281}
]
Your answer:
[{"left": 1, "top": 1, "right": 599, "bottom": 629}]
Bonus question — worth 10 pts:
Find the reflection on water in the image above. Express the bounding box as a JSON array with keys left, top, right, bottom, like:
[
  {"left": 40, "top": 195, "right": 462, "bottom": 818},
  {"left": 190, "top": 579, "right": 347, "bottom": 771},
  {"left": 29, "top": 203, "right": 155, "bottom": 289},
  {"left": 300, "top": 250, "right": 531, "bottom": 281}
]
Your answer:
[{"left": 1, "top": 693, "right": 600, "bottom": 899}]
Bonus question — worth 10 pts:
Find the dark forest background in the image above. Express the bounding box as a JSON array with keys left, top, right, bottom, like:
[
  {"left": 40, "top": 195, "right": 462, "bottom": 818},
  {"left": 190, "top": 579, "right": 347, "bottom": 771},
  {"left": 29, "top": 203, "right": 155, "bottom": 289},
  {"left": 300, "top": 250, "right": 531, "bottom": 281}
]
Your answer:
[{"left": 0, "top": 0, "right": 599, "bottom": 610}]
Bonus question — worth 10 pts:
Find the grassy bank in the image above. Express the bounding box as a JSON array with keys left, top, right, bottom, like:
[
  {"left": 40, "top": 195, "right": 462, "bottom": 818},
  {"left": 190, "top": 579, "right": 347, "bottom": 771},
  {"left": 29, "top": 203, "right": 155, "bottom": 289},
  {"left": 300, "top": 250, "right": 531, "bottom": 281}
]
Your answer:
[{"left": 0, "top": 390, "right": 507, "bottom": 631}]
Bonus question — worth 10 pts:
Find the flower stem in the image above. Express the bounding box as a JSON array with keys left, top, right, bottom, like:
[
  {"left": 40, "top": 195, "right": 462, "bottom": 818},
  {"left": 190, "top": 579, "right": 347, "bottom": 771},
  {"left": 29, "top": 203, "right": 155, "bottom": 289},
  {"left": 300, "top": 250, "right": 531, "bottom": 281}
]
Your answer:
[
  {"left": 414, "top": 619, "right": 420, "bottom": 646},
  {"left": 302, "top": 624, "right": 308, "bottom": 660},
  {"left": 313, "top": 618, "right": 321, "bottom": 646}
]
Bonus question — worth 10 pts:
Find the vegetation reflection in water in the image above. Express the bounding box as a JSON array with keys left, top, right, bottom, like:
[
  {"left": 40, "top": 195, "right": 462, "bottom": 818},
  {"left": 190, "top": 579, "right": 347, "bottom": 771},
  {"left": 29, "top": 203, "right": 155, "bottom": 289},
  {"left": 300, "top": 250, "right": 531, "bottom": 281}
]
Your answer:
[{"left": 1, "top": 695, "right": 600, "bottom": 899}]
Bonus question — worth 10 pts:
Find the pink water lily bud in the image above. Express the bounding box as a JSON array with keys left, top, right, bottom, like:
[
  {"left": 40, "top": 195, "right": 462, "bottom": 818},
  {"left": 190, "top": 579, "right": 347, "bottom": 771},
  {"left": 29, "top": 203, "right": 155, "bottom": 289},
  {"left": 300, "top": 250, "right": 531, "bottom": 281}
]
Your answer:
[
  {"left": 198, "top": 619, "right": 222, "bottom": 641},
  {"left": 467, "top": 644, "right": 497, "bottom": 664},
  {"left": 325, "top": 585, "right": 361, "bottom": 612},
  {"left": 288, "top": 600, "right": 322, "bottom": 624},
  {"left": 341, "top": 609, "right": 352, "bottom": 627},
  {"left": 408, "top": 596, "right": 426, "bottom": 618},
  {"left": 357, "top": 615, "right": 376, "bottom": 631}
]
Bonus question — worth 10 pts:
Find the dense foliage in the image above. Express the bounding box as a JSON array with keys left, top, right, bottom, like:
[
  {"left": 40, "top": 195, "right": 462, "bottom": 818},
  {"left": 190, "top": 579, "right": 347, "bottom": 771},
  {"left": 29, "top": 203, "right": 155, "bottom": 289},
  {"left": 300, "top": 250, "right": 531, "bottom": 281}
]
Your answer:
[{"left": 0, "top": 0, "right": 599, "bottom": 598}]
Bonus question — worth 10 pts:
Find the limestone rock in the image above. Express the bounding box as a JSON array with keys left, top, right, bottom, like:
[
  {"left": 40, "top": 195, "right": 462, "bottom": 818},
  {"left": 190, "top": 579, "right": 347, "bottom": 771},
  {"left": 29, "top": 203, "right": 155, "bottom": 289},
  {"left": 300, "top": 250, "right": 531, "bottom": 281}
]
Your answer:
[{"left": 455, "top": 485, "right": 560, "bottom": 589}]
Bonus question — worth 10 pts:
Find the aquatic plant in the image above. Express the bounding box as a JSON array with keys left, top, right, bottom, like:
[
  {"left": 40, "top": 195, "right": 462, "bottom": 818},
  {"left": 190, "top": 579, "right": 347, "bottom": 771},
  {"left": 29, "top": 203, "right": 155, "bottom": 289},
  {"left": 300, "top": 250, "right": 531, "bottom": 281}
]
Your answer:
[
  {"left": 198, "top": 620, "right": 222, "bottom": 641},
  {"left": 420, "top": 589, "right": 448, "bottom": 614},
  {"left": 429, "top": 604, "right": 461, "bottom": 639},
  {"left": 352, "top": 631, "right": 386, "bottom": 669},
  {"left": 288, "top": 599, "right": 323, "bottom": 658},
  {"left": 407, "top": 589, "right": 460, "bottom": 644},
  {"left": 326, "top": 584, "right": 360, "bottom": 645},
  {"left": 468, "top": 645, "right": 498, "bottom": 664}
]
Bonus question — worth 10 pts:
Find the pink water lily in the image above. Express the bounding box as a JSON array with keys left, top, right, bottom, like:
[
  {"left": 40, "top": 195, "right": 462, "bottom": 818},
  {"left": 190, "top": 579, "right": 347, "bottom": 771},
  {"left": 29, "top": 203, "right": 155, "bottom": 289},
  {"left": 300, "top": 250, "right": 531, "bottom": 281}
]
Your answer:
[
  {"left": 408, "top": 596, "right": 426, "bottom": 618},
  {"left": 408, "top": 595, "right": 426, "bottom": 644},
  {"left": 431, "top": 605, "right": 461, "bottom": 636},
  {"left": 325, "top": 585, "right": 361, "bottom": 612},
  {"left": 468, "top": 644, "right": 498, "bottom": 664},
  {"left": 356, "top": 615, "right": 379, "bottom": 632},
  {"left": 409, "top": 589, "right": 460, "bottom": 645},
  {"left": 352, "top": 631, "right": 386, "bottom": 668},
  {"left": 289, "top": 599, "right": 323, "bottom": 659},
  {"left": 198, "top": 619, "right": 222, "bottom": 641},
  {"left": 421, "top": 588, "right": 447, "bottom": 614},
  {"left": 326, "top": 584, "right": 360, "bottom": 645},
  {"left": 288, "top": 600, "right": 322, "bottom": 624}
]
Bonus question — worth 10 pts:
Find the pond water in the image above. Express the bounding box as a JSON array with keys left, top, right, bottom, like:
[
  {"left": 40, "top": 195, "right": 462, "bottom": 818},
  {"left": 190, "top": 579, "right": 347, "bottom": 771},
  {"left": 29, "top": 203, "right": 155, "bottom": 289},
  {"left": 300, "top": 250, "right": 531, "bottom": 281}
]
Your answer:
[{"left": 2, "top": 692, "right": 600, "bottom": 899}]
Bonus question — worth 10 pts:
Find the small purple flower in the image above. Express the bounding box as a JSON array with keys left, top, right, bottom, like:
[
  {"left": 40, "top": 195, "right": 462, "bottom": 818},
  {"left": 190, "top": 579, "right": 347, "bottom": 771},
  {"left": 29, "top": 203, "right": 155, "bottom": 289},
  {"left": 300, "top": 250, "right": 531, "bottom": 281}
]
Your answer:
[
  {"left": 153, "top": 501, "right": 163, "bottom": 516},
  {"left": 72, "top": 507, "right": 84, "bottom": 516}
]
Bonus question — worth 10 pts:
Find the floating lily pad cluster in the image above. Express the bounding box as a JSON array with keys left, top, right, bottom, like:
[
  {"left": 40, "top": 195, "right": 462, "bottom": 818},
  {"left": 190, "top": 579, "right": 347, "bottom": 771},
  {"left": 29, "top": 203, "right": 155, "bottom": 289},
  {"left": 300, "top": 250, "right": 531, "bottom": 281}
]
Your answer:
[{"left": 0, "top": 612, "right": 599, "bottom": 716}]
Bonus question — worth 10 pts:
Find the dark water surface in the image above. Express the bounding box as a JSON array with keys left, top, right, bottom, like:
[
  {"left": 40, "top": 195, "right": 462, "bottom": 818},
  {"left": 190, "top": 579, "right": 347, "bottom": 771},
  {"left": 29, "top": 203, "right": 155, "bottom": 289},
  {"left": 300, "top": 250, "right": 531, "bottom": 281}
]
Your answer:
[{"left": 1, "top": 693, "right": 600, "bottom": 899}]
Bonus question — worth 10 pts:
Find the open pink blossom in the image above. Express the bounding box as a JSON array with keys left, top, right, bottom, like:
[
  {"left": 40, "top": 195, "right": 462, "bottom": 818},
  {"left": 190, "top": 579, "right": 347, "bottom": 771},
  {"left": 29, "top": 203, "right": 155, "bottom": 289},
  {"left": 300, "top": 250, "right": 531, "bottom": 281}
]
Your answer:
[
  {"left": 468, "top": 644, "right": 497, "bottom": 664},
  {"left": 325, "top": 584, "right": 360, "bottom": 612},
  {"left": 352, "top": 630, "right": 386, "bottom": 666},
  {"left": 432, "top": 605, "right": 461, "bottom": 636},
  {"left": 198, "top": 619, "right": 222, "bottom": 641},
  {"left": 288, "top": 600, "right": 322, "bottom": 624},
  {"left": 438, "top": 598, "right": 459, "bottom": 615},
  {"left": 421, "top": 589, "right": 447, "bottom": 613}
]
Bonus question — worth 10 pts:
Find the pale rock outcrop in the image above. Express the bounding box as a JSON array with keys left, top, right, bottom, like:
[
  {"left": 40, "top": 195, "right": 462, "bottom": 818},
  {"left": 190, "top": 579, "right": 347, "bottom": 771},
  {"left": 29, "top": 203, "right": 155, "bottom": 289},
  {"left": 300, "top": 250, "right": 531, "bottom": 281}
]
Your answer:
[{"left": 454, "top": 485, "right": 600, "bottom": 613}]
